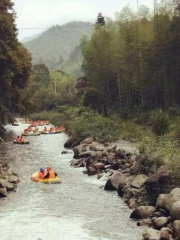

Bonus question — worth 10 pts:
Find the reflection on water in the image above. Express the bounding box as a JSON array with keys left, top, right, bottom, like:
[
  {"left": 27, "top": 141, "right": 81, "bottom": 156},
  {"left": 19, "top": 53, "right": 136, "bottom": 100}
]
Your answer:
[{"left": 0, "top": 124, "right": 142, "bottom": 240}]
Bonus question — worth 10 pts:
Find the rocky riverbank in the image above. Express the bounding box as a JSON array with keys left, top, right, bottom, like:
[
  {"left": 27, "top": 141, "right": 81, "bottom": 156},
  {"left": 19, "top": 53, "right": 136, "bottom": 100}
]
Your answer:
[
  {"left": 0, "top": 163, "right": 20, "bottom": 198},
  {"left": 65, "top": 137, "right": 180, "bottom": 240}
]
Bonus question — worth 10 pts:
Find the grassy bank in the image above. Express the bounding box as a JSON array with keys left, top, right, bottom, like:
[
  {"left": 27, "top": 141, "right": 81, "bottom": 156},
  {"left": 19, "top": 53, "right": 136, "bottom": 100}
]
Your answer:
[{"left": 31, "top": 106, "right": 180, "bottom": 180}]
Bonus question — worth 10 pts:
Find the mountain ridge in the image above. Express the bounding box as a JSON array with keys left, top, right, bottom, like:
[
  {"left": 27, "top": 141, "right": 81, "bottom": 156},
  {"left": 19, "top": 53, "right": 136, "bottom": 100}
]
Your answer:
[{"left": 24, "top": 21, "right": 93, "bottom": 75}]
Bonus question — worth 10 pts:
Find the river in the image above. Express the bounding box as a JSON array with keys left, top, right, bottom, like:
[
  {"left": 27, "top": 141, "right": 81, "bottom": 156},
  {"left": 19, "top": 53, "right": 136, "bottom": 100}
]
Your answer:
[{"left": 0, "top": 124, "right": 142, "bottom": 240}]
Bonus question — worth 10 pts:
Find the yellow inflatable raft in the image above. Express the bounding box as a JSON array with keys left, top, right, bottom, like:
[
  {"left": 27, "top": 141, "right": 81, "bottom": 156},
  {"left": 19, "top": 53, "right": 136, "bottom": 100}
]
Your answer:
[{"left": 31, "top": 172, "right": 61, "bottom": 184}]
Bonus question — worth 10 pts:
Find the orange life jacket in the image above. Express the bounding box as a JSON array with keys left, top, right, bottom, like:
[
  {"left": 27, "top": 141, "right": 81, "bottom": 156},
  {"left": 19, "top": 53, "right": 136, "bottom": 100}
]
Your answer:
[
  {"left": 48, "top": 170, "right": 55, "bottom": 179},
  {"left": 39, "top": 171, "right": 46, "bottom": 179}
]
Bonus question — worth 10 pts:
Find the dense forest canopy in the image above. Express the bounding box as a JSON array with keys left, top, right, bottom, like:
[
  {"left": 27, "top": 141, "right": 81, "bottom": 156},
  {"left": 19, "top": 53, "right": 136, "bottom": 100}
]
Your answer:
[
  {"left": 28, "top": 64, "right": 76, "bottom": 111},
  {"left": 0, "top": 0, "right": 32, "bottom": 130},
  {"left": 81, "top": 0, "right": 180, "bottom": 115}
]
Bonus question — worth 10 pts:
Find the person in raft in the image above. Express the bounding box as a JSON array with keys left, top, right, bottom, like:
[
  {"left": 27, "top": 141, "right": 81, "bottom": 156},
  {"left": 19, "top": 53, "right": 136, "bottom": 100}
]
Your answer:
[
  {"left": 44, "top": 166, "right": 57, "bottom": 179},
  {"left": 23, "top": 129, "right": 28, "bottom": 135},
  {"left": 27, "top": 126, "right": 32, "bottom": 132},
  {"left": 49, "top": 127, "right": 54, "bottom": 132},
  {"left": 39, "top": 167, "right": 47, "bottom": 179},
  {"left": 33, "top": 128, "right": 38, "bottom": 133},
  {"left": 19, "top": 135, "right": 25, "bottom": 142},
  {"left": 16, "top": 136, "right": 21, "bottom": 142}
]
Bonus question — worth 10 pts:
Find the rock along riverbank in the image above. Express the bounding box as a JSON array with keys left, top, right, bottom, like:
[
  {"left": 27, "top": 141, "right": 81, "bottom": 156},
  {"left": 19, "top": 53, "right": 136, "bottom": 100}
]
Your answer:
[
  {"left": 66, "top": 137, "right": 180, "bottom": 240},
  {"left": 0, "top": 162, "right": 20, "bottom": 198}
]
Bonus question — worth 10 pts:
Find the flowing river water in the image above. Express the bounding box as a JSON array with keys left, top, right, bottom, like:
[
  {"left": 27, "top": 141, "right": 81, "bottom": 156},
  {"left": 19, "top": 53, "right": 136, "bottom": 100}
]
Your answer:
[{"left": 0, "top": 124, "right": 142, "bottom": 240}]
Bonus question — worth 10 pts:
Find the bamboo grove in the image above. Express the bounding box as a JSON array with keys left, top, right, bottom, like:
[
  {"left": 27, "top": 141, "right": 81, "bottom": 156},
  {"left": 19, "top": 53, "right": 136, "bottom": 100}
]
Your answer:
[{"left": 81, "top": 0, "right": 180, "bottom": 115}]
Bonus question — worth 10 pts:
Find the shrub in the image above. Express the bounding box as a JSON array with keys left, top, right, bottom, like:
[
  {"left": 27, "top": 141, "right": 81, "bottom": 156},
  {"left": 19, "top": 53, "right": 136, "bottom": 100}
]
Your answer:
[
  {"left": 167, "top": 119, "right": 180, "bottom": 145},
  {"left": 69, "top": 110, "right": 120, "bottom": 143},
  {"left": 149, "top": 109, "right": 169, "bottom": 135},
  {"left": 132, "top": 153, "right": 164, "bottom": 175}
]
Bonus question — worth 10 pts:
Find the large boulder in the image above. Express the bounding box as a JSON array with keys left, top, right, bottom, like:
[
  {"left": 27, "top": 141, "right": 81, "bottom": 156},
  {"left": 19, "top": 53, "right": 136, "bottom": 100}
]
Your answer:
[
  {"left": 170, "top": 188, "right": 180, "bottom": 201},
  {"left": 153, "top": 217, "right": 170, "bottom": 230},
  {"left": 0, "top": 187, "right": 7, "bottom": 197},
  {"left": 8, "top": 175, "right": 20, "bottom": 184},
  {"left": 87, "top": 166, "right": 97, "bottom": 176},
  {"left": 145, "top": 171, "right": 170, "bottom": 193},
  {"left": 117, "top": 175, "right": 137, "bottom": 197},
  {"left": 110, "top": 171, "right": 127, "bottom": 188},
  {"left": 142, "top": 229, "right": 170, "bottom": 240},
  {"left": 173, "top": 220, "right": 180, "bottom": 239},
  {"left": 73, "top": 144, "right": 89, "bottom": 159},
  {"left": 131, "top": 174, "right": 149, "bottom": 189},
  {"left": 104, "top": 171, "right": 127, "bottom": 191},
  {"left": 156, "top": 194, "right": 173, "bottom": 213},
  {"left": 0, "top": 179, "right": 14, "bottom": 191},
  {"left": 142, "top": 229, "right": 161, "bottom": 240},
  {"left": 104, "top": 179, "right": 116, "bottom": 191},
  {"left": 156, "top": 188, "right": 180, "bottom": 213},
  {"left": 123, "top": 186, "right": 142, "bottom": 199},
  {"left": 130, "top": 206, "right": 156, "bottom": 219},
  {"left": 64, "top": 137, "right": 79, "bottom": 148},
  {"left": 170, "top": 201, "right": 180, "bottom": 220}
]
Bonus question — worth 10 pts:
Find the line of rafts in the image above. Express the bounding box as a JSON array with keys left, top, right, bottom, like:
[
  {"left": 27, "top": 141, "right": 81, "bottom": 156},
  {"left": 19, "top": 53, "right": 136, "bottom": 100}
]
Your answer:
[
  {"left": 12, "top": 119, "right": 50, "bottom": 127},
  {"left": 13, "top": 123, "right": 65, "bottom": 144},
  {"left": 24, "top": 119, "right": 50, "bottom": 126},
  {"left": 22, "top": 125, "right": 64, "bottom": 135}
]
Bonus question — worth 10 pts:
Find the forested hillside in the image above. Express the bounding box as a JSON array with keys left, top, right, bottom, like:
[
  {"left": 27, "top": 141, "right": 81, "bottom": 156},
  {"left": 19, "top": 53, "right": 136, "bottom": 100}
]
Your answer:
[
  {"left": 0, "top": 0, "right": 32, "bottom": 131},
  {"left": 60, "top": 45, "right": 83, "bottom": 77},
  {"left": 24, "top": 22, "right": 93, "bottom": 73},
  {"left": 81, "top": 2, "right": 180, "bottom": 114}
]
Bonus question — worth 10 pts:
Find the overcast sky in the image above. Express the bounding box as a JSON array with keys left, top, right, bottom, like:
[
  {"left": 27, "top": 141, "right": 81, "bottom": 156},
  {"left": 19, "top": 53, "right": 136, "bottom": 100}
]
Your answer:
[{"left": 13, "top": 0, "right": 154, "bottom": 40}]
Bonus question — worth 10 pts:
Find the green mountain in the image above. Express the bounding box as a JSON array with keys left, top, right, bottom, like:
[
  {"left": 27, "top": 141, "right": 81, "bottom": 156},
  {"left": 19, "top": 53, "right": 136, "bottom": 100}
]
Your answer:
[{"left": 24, "top": 21, "right": 93, "bottom": 76}]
